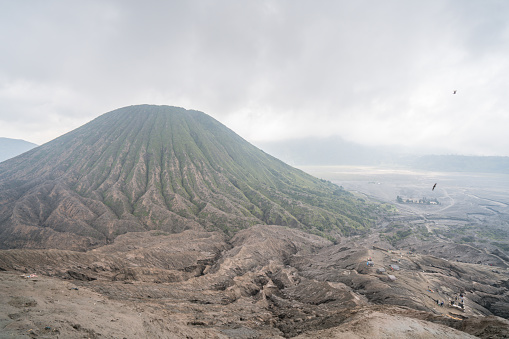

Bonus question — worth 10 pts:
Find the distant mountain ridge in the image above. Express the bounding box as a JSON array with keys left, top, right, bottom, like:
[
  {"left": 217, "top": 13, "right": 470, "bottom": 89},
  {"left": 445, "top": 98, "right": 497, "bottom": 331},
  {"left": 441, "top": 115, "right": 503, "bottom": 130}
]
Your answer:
[
  {"left": 0, "top": 105, "right": 376, "bottom": 250},
  {"left": 407, "top": 154, "right": 509, "bottom": 174},
  {"left": 0, "top": 137, "right": 37, "bottom": 163},
  {"left": 256, "top": 137, "right": 509, "bottom": 174}
]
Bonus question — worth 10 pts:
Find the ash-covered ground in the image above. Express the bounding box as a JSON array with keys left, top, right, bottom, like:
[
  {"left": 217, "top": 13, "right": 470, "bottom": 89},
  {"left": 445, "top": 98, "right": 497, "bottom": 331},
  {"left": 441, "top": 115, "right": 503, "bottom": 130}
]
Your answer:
[{"left": 1, "top": 225, "right": 508, "bottom": 338}]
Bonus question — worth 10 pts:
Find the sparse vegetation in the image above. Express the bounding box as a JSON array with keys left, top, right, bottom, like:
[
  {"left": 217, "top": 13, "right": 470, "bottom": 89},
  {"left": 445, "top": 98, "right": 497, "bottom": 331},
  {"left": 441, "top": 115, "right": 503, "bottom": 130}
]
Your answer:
[
  {"left": 0, "top": 105, "right": 381, "bottom": 249},
  {"left": 492, "top": 242, "right": 509, "bottom": 251},
  {"left": 382, "top": 227, "right": 413, "bottom": 245}
]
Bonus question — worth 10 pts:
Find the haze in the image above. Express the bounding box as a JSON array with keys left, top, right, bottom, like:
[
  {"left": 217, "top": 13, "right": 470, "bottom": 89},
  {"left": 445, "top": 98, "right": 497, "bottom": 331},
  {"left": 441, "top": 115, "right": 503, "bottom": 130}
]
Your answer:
[{"left": 1, "top": 0, "right": 508, "bottom": 156}]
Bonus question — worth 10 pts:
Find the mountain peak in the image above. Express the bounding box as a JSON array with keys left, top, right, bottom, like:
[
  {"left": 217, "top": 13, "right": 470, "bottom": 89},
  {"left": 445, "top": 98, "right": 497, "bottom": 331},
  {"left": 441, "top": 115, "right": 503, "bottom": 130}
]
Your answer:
[{"left": 0, "top": 105, "right": 375, "bottom": 250}]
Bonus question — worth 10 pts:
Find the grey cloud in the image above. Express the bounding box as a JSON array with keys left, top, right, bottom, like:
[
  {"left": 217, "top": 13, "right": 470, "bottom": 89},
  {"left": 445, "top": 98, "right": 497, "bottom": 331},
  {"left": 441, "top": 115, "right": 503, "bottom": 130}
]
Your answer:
[{"left": 1, "top": 0, "right": 508, "bottom": 155}]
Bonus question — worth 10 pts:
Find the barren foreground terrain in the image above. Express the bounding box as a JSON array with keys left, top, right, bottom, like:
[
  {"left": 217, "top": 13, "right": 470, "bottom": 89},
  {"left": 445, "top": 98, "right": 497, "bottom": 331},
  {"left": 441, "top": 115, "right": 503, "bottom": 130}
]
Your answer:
[{"left": 1, "top": 225, "right": 508, "bottom": 338}]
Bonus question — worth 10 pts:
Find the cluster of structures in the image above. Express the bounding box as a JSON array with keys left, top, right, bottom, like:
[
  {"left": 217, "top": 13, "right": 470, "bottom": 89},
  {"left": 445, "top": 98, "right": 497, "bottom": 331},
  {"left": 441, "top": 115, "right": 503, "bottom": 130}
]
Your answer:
[
  {"left": 366, "top": 256, "right": 399, "bottom": 282},
  {"left": 396, "top": 196, "right": 440, "bottom": 205}
]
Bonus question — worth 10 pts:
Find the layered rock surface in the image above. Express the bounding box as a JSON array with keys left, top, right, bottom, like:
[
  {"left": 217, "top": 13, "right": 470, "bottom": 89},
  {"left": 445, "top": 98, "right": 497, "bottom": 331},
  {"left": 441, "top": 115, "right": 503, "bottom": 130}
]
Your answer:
[{"left": 1, "top": 225, "right": 508, "bottom": 338}]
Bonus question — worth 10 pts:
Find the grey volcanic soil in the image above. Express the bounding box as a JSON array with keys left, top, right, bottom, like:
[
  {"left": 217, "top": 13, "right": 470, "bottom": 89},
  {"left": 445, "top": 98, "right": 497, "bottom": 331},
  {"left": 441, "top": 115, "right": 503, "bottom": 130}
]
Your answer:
[{"left": 1, "top": 225, "right": 508, "bottom": 338}]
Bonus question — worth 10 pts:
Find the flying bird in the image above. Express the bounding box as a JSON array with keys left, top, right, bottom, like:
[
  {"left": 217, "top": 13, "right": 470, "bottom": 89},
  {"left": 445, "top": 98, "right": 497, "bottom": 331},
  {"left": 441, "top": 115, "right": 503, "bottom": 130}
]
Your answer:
[
  {"left": 432, "top": 183, "right": 437, "bottom": 191},
  {"left": 453, "top": 90, "right": 457, "bottom": 94}
]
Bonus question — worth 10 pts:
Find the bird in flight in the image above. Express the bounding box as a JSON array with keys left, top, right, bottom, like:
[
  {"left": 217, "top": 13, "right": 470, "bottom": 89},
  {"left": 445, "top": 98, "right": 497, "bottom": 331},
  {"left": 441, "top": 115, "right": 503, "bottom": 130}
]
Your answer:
[
  {"left": 453, "top": 90, "right": 457, "bottom": 94},
  {"left": 432, "top": 183, "right": 437, "bottom": 191}
]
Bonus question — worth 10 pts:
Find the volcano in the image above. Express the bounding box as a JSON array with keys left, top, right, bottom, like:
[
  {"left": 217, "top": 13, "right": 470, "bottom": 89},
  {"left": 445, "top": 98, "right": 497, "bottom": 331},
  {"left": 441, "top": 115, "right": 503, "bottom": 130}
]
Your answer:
[{"left": 0, "top": 105, "right": 374, "bottom": 250}]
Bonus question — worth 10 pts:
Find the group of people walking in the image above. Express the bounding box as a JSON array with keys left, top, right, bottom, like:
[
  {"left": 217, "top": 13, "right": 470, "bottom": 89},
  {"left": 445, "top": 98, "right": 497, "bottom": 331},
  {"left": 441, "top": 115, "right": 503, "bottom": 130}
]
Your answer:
[{"left": 429, "top": 286, "right": 465, "bottom": 310}]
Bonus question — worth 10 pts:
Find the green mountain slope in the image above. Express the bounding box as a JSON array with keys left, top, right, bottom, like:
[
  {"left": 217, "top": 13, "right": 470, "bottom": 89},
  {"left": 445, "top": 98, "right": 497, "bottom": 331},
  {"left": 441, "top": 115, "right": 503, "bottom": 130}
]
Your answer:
[{"left": 0, "top": 105, "right": 377, "bottom": 250}]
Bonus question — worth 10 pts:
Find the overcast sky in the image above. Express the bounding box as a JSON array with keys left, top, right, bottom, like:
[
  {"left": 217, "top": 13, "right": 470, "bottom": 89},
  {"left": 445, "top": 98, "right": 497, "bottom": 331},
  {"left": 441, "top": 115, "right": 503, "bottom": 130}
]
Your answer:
[{"left": 1, "top": 0, "right": 508, "bottom": 156}]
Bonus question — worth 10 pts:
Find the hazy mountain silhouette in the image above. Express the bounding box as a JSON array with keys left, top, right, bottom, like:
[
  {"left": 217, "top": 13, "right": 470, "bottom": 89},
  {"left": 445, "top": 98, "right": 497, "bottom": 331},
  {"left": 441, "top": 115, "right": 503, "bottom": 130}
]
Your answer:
[
  {"left": 0, "top": 137, "right": 37, "bottom": 163},
  {"left": 257, "top": 137, "right": 509, "bottom": 173},
  {"left": 256, "top": 136, "right": 397, "bottom": 166},
  {"left": 0, "top": 105, "right": 374, "bottom": 250}
]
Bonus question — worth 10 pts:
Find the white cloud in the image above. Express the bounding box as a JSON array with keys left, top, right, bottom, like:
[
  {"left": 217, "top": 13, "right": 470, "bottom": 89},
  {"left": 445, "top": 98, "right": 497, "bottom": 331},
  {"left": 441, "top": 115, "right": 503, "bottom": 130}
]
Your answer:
[{"left": 1, "top": 0, "right": 508, "bottom": 155}]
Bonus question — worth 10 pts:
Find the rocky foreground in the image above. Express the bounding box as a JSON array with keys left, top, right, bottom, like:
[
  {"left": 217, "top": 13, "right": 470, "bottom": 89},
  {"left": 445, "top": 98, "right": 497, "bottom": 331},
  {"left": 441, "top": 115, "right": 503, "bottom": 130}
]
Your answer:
[{"left": 1, "top": 225, "right": 508, "bottom": 338}]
